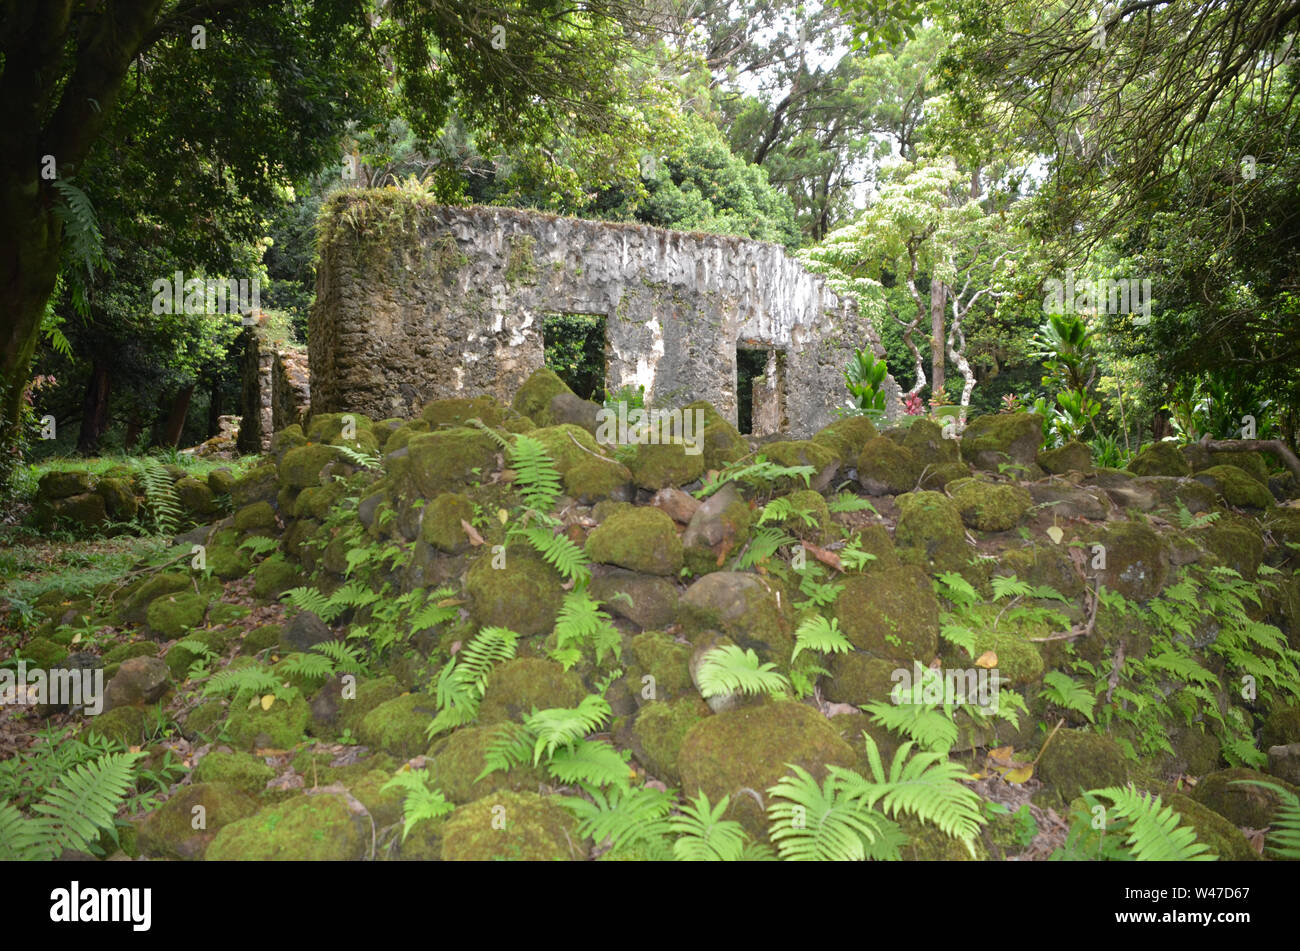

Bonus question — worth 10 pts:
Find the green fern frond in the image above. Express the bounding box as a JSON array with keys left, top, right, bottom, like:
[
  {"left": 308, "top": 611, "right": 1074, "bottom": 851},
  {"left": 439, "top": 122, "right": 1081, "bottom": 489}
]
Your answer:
[
  {"left": 791, "top": 615, "right": 853, "bottom": 662},
  {"left": 380, "top": 768, "right": 455, "bottom": 840},
  {"left": 280, "top": 586, "right": 340, "bottom": 623},
  {"left": 465, "top": 418, "right": 510, "bottom": 448},
  {"left": 138, "top": 460, "right": 182, "bottom": 536},
  {"left": 560, "top": 784, "right": 677, "bottom": 851},
  {"left": 546, "top": 739, "right": 632, "bottom": 788},
  {"left": 863, "top": 699, "right": 959, "bottom": 754},
  {"left": 309, "top": 639, "right": 367, "bottom": 675},
  {"left": 670, "top": 792, "right": 749, "bottom": 861},
  {"left": 23, "top": 751, "right": 143, "bottom": 860},
  {"left": 335, "top": 444, "right": 382, "bottom": 470},
  {"left": 237, "top": 536, "right": 280, "bottom": 557},
  {"left": 767, "top": 764, "right": 891, "bottom": 861},
  {"left": 736, "top": 527, "right": 796, "bottom": 569},
  {"left": 509, "top": 434, "right": 563, "bottom": 514},
  {"left": 203, "top": 665, "right": 293, "bottom": 704},
  {"left": 1231, "top": 781, "right": 1300, "bottom": 859},
  {"left": 1041, "top": 671, "right": 1097, "bottom": 723},
  {"left": 516, "top": 523, "right": 591, "bottom": 586},
  {"left": 1087, "top": 786, "right": 1215, "bottom": 861},
  {"left": 827, "top": 492, "right": 878, "bottom": 514},
  {"left": 276, "top": 651, "right": 336, "bottom": 687},
  {"left": 551, "top": 588, "right": 621, "bottom": 669},
  {"left": 695, "top": 645, "right": 790, "bottom": 699},
  {"left": 524, "top": 695, "right": 612, "bottom": 764},
  {"left": 991, "top": 576, "right": 1034, "bottom": 601}
]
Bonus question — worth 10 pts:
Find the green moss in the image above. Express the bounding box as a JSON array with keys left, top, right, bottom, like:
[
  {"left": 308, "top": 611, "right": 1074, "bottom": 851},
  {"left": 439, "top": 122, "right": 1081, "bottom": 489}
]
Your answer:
[
  {"left": 897, "top": 814, "right": 986, "bottom": 860},
  {"left": 338, "top": 676, "right": 406, "bottom": 734},
  {"left": 1035, "top": 730, "right": 1128, "bottom": 804},
  {"left": 1262, "top": 702, "right": 1300, "bottom": 748},
  {"left": 1163, "top": 792, "right": 1260, "bottom": 861},
  {"left": 440, "top": 789, "right": 582, "bottom": 861},
  {"left": 83, "top": 706, "right": 146, "bottom": 746},
  {"left": 1127, "top": 441, "right": 1191, "bottom": 477},
  {"left": 947, "top": 478, "right": 1032, "bottom": 532},
  {"left": 279, "top": 444, "right": 343, "bottom": 490},
  {"left": 759, "top": 440, "right": 837, "bottom": 489},
  {"left": 39, "top": 469, "right": 95, "bottom": 499},
  {"left": 206, "top": 545, "right": 252, "bottom": 581},
  {"left": 40, "top": 491, "right": 109, "bottom": 530},
  {"left": 677, "top": 701, "right": 858, "bottom": 839},
  {"left": 307, "top": 411, "right": 377, "bottom": 446},
  {"left": 241, "top": 624, "right": 282, "bottom": 655},
  {"left": 504, "top": 234, "right": 539, "bottom": 285},
  {"left": 145, "top": 591, "right": 207, "bottom": 639},
  {"left": 628, "top": 441, "right": 706, "bottom": 490},
  {"left": 422, "top": 395, "right": 507, "bottom": 429},
  {"left": 585, "top": 506, "right": 683, "bottom": 575},
  {"left": 383, "top": 419, "right": 430, "bottom": 454},
  {"left": 994, "top": 546, "right": 1085, "bottom": 600},
  {"left": 1194, "top": 465, "right": 1274, "bottom": 509},
  {"left": 252, "top": 558, "right": 300, "bottom": 600},
  {"left": 1190, "top": 768, "right": 1300, "bottom": 827},
  {"left": 233, "top": 501, "right": 277, "bottom": 533},
  {"left": 20, "top": 635, "right": 67, "bottom": 669},
  {"left": 230, "top": 464, "right": 279, "bottom": 509},
  {"left": 530, "top": 423, "right": 632, "bottom": 500},
  {"left": 1201, "top": 450, "right": 1269, "bottom": 484},
  {"left": 115, "top": 571, "right": 189, "bottom": 626},
  {"left": 419, "top": 493, "right": 476, "bottom": 553},
  {"left": 345, "top": 769, "right": 405, "bottom": 828},
  {"left": 226, "top": 694, "right": 310, "bottom": 751},
  {"left": 856, "top": 437, "right": 921, "bottom": 495},
  {"left": 511, "top": 367, "right": 575, "bottom": 427},
  {"left": 208, "top": 468, "right": 236, "bottom": 496},
  {"left": 97, "top": 477, "right": 139, "bottom": 520},
  {"left": 680, "top": 573, "right": 795, "bottom": 664},
  {"left": 832, "top": 566, "right": 939, "bottom": 661},
  {"left": 901, "top": 418, "right": 961, "bottom": 465},
  {"left": 1037, "top": 441, "right": 1092, "bottom": 475},
  {"left": 775, "top": 489, "right": 832, "bottom": 542},
  {"left": 404, "top": 427, "right": 498, "bottom": 497},
  {"left": 164, "top": 627, "right": 230, "bottom": 680},
  {"left": 1081, "top": 520, "right": 1169, "bottom": 602},
  {"left": 628, "top": 631, "right": 695, "bottom": 700},
  {"left": 682, "top": 498, "right": 752, "bottom": 577},
  {"left": 824, "top": 652, "right": 902, "bottom": 706},
  {"left": 357, "top": 693, "right": 436, "bottom": 758},
  {"left": 193, "top": 751, "right": 275, "bottom": 795},
  {"left": 465, "top": 546, "right": 565, "bottom": 636},
  {"left": 427, "top": 725, "right": 547, "bottom": 803},
  {"left": 182, "top": 701, "right": 228, "bottom": 739},
  {"left": 960, "top": 412, "right": 1044, "bottom": 469},
  {"left": 102, "top": 640, "right": 157, "bottom": 667},
  {"left": 812, "top": 415, "right": 879, "bottom": 466},
  {"left": 477, "top": 657, "right": 586, "bottom": 725},
  {"left": 137, "top": 783, "right": 260, "bottom": 860},
  {"left": 632, "top": 697, "right": 708, "bottom": 784},
  {"left": 1193, "top": 517, "right": 1265, "bottom": 580},
  {"left": 970, "top": 629, "right": 1044, "bottom": 686},
  {"left": 207, "top": 793, "right": 368, "bottom": 860},
  {"left": 843, "top": 525, "right": 900, "bottom": 572},
  {"left": 894, "top": 490, "right": 972, "bottom": 575},
  {"left": 683, "top": 400, "right": 748, "bottom": 470}
]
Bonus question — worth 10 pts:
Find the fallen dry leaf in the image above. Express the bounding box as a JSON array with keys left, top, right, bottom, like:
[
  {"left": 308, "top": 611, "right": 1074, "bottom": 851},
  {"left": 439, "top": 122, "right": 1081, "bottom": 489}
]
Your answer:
[
  {"left": 460, "top": 519, "right": 485, "bottom": 546},
  {"left": 975, "top": 650, "right": 998, "bottom": 669}
]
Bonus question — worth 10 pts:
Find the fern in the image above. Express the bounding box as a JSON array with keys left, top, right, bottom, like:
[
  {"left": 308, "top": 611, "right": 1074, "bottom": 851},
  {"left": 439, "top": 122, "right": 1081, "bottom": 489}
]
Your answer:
[
  {"left": 51, "top": 178, "right": 109, "bottom": 317},
  {"left": 694, "top": 645, "right": 790, "bottom": 699},
  {"left": 669, "top": 792, "right": 750, "bottom": 860},
  {"left": 477, "top": 698, "right": 629, "bottom": 789},
  {"left": 1231, "top": 780, "right": 1300, "bottom": 859},
  {"left": 510, "top": 434, "right": 563, "bottom": 514},
  {"left": 203, "top": 665, "right": 296, "bottom": 705},
  {"left": 406, "top": 587, "right": 461, "bottom": 634},
  {"left": 827, "top": 492, "right": 878, "bottom": 514},
  {"left": 561, "top": 784, "right": 677, "bottom": 851},
  {"left": 335, "top": 444, "right": 382, "bottom": 470},
  {"left": 138, "top": 459, "right": 182, "bottom": 536},
  {"left": 735, "top": 526, "right": 795, "bottom": 569},
  {"left": 1041, "top": 671, "right": 1097, "bottom": 723},
  {"left": 767, "top": 765, "right": 897, "bottom": 861},
  {"left": 790, "top": 615, "right": 852, "bottom": 662},
  {"left": 525, "top": 695, "right": 612, "bottom": 764},
  {"left": 758, "top": 495, "right": 818, "bottom": 527},
  {"left": 238, "top": 536, "right": 280, "bottom": 557},
  {"left": 551, "top": 588, "right": 622, "bottom": 670},
  {"left": 280, "top": 586, "right": 342, "bottom": 623},
  {"left": 515, "top": 523, "right": 591, "bottom": 586},
  {"left": 309, "top": 639, "right": 368, "bottom": 675},
  {"left": 1085, "top": 786, "right": 1215, "bottom": 861},
  {"left": 694, "top": 455, "right": 816, "bottom": 500},
  {"left": 0, "top": 751, "right": 142, "bottom": 860},
  {"left": 276, "top": 651, "right": 337, "bottom": 687},
  {"left": 466, "top": 417, "right": 510, "bottom": 448},
  {"left": 863, "top": 698, "right": 959, "bottom": 754},
  {"left": 380, "top": 768, "right": 455, "bottom": 841},
  {"left": 547, "top": 739, "right": 633, "bottom": 788},
  {"left": 426, "top": 627, "right": 519, "bottom": 737}
]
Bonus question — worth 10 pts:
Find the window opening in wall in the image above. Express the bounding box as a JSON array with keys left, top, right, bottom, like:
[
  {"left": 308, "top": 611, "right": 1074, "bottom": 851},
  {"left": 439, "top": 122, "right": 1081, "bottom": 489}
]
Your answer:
[{"left": 543, "top": 312, "right": 607, "bottom": 402}]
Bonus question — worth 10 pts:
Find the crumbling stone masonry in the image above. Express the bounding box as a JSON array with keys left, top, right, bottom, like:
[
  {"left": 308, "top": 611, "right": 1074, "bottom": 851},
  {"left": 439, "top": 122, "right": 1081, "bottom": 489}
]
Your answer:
[
  {"left": 309, "top": 194, "right": 899, "bottom": 437},
  {"left": 238, "top": 328, "right": 311, "bottom": 452}
]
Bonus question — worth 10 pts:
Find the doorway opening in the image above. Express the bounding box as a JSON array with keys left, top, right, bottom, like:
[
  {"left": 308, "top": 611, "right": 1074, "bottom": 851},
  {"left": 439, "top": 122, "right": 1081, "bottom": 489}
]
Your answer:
[
  {"left": 736, "top": 346, "right": 785, "bottom": 436},
  {"left": 543, "top": 312, "right": 607, "bottom": 402}
]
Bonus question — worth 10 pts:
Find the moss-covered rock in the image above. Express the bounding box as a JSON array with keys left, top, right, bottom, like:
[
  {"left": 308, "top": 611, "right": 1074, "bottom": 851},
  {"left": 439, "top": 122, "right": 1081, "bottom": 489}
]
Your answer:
[
  {"left": 626, "top": 631, "right": 695, "bottom": 701},
  {"left": 772, "top": 488, "right": 832, "bottom": 543},
  {"left": 1035, "top": 730, "right": 1129, "bottom": 803},
  {"left": 628, "top": 441, "right": 706, "bottom": 491},
  {"left": 894, "top": 490, "right": 972, "bottom": 575},
  {"left": 97, "top": 477, "right": 139, "bottom": 520},
  {"left": 677, "top": 701, "right": 858, "bottom": 838},
  {"left": 205, "top": 544, "right": 252, "bottom": 581},
  {"left": 1262, "top": 702, "right": 1300, "bottom": 748},
  {"left": 357, "top": 693, "right": 435, "bottom": 758},
  {"left": 812, "top": 415, "right": 879, "bottom": 466},
  {"left": 1080, "top": 520, "right": 1169, "bottom": 602},
  {"left": 969, "top": 629, "right": 1044, "bottom": 686},
  {"left": 83, "top": 706, "right": 147, "bottom": 746},
  {"left": 531, "top": 423, "right": 634, "bottom": 501},
  {"left": 241, "top": 624, "right": 282, "bottom": 656},
  {"left": 465, "top": 546, "right": 565, "bottom": 636},
  {"left": 1036, "top": 440, "right": 1092, "bottom": 475},
  {"left": 101, "top": 640, "right": 158, "bottom": 668},
  {"left": 19, "top": 635, "right": 68, "bottom": 669},
  {"left": 681, "top": 572, "right": 794, "bottom": 664},
  {"left": 832, "top": 566, "right": 939, "bottom": 661},
  {"left": 1200, "top": 450, "right": 1270, "bottom": 484},
  {"left": 947, "top": 478, "right": 1032, "bottom": 532},
  {"left": 897, "top": 814, "right": 986, "bottom": 860},
  {"left": 902, "top": 418, "right": 961, "bottom": 466},
  {"left": 226, "top": 694, "right": 310, "bottom": 751},
  {"left": 631, "top": 697, "right": 708, "bottom": 784},
  {"left": 590, "top": 571, "right": 679, "bottom": 631},
  {"left": 585, "top": 506, "right": 683, "bottom": 575},
  {"left": 420, "top": 395, "right": 507, "bottom": 429},
  {"left": 427, "top": 725, "right": 546, "bottom": 803},
  {"left": 1193, "top": 517, "right": 1265, "bottom": 580},
  {"left": 230, "top": 464, "right": 279, "bottom": 509},
  {"left": 193, "top": 751, "right": 276, "bottom": 795},
  {"left": 1163, "top": 792, "right": 1260, "bottom": 861},
  {"left": 1128, "top": 441, "right": 1191, "bottom": 477},
  {"left": 1194, "top": 465, "right": 1274, "bottom": 508},
  {"left": 233, "top": 501, "right": 277, "bottom": 534},
  {"left": 1189, "top": 767, "right": 1300, "bottom": 827},
  {"left": 842, "top": 524, "right": 901, "bottom": 572},
  {"left": 278, "top": 444, "right": 344, "bottom": 490},
  {"left": 824, "top": 651, "right": 905, "bottom": 706},
  {"left": 337, "top": 676, "right": 406, "bottom": 735},
  {"left": 683, "top": 400, "right": 749, "bottom": 470},
  {"left": 993, "top": 546, "right": 1086, "bottom": 601},
  {"left": 174, "top": 477, "right": 217, "bottom": 518},
  {"left": 206, "top": 793, "right": 369, "bottom": 860},
  {"left": 440, "top": 789, "right": 583, "bottom": 861},
  {"left": 399, "top": 427, "right": 498, "bottom": 498},
  {"left": 681, "top": 484, "right": 752, "bottom": 576},
  {"left": 419, "top": 493, "right": 476, "bottom": 553},
  {"left": 477, "top": 657, "right": 586, "bottom": 725},
  {"left": 39, "top": 469, "right": 96, "bottom": 499},
  {"left": 511, "top": 367, "right": 576, "bottom": 428},
  {"left": 251, "top": 558, "right": 299, "bottom": 600},
  {"left": 40, "top": 491, "right": 109, "bottom": 531},
  {"left": 182, "top": 700, "right": 228, "bottom": 739},
  {"left": 137, "top": 783, "right": 261, "bottom": 860},
  {"left": 760, "top": 440, "right": 838, "bottom": 491},
  {"left": 144, "top": 591, "right": 207, "bottom": 639},
  {"left": 207, "top": 468, "right": 236, "bottom": 496},
  {"left": 961, "top": 412, "right": 1044, "bottom": 470}
]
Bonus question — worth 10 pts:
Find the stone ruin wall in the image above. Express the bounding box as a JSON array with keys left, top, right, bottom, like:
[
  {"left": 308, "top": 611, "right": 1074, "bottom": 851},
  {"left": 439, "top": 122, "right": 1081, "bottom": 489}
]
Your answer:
[
  {"left": 309, "top": 198, "right": 899, "bottom": 438},
  {"left": 238, "top": 329, "right": 311, "bottom": 452}
]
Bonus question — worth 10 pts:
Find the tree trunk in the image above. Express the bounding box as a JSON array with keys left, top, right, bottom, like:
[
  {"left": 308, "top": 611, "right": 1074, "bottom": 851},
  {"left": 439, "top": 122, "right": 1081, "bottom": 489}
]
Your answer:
[
  {"left": 930, "top": 279, "right": 946, "bottom": 400},
  {"left": 159, "top": 383, "right": 195, "bottom": 448},
  {"left": 207, "top": 377, "right": 222, "bottom": 438},
  {"left": 124, "top": 407, "right": 144, "bottom": 452},
  {"left": 76, "top": 361, "right": 112, "bottom": 455}
]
